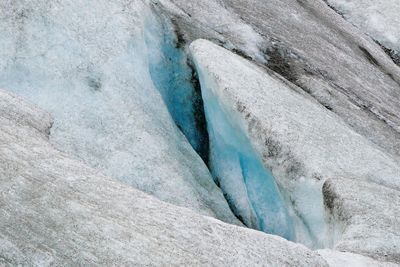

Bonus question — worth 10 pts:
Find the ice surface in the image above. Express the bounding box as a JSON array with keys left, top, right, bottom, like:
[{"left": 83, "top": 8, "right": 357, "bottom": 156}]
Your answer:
[
  {"left": 0, "top": 0, "right": 239, "bottom": 224},
  {"left": 192, "top": 40, "right": 330, "bottom": 248},
  {"left": 318, "top": 249, "right": 398, "bottom": 267}
]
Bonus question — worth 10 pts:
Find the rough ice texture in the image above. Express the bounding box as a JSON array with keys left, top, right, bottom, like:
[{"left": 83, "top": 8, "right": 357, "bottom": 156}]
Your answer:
[
  {"left": 324, "top": 0, "right": 400, "bottom": 54},
  {"left": 0, "top": 0, "right": 239, "bottom": 225},
  {"left": 155, "top": 0, "right": 400, "bottom": 159},
  {"left": 189, "top": 39, "right": 400, "bottom": 263},
  {"left": 0, "top": 89, "right": 328, "bottom": 266}
]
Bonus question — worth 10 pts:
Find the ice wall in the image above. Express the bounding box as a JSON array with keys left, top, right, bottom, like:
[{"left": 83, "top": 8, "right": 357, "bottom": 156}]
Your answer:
[{"left": 202, "top": 79, "right": 295, "bottom": 240}]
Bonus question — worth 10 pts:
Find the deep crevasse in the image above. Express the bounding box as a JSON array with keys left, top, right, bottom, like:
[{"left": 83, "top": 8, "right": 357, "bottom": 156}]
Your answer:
[{"left": 144, "top": 13, "right": 209, "bottom": 161}]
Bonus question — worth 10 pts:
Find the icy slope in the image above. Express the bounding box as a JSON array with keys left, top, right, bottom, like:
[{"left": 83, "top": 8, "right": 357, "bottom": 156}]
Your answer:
[
  {"left": 0, "top": 89, "right": 328, "bottom": 266},
  {"left": 190, "top": 39, "right": 400, "bottom": 262},
  {"left": 0, "top": 0, "right": 239, "bottom": 224},
  {"left": 155, "top": 0, "right": 400, "bottom": 159}
]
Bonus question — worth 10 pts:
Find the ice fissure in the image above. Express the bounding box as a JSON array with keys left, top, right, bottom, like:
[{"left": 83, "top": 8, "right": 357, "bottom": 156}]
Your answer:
[
  {"left": 146, "top": 14, "right": 328, "bottom": 247},
  {"left": 144, "top": 13, "right": 210, "bottom": 162}
]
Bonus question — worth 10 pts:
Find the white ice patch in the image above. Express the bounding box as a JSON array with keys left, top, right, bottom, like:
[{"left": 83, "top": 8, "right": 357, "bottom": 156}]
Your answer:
[{"left": 326, "top": 0, "right": 400, "bottom": 52}]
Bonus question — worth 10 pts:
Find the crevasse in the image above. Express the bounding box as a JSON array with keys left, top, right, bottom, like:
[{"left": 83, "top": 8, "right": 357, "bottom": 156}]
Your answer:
[
  {"left": 144, "top": 14, "right": 307, "bottom": 243},
  {"left": 144, "top": 12, "right": 315, "bottom": 244},
  {"left": 144, "top": 14, "right": 209, "bottom": 161}
]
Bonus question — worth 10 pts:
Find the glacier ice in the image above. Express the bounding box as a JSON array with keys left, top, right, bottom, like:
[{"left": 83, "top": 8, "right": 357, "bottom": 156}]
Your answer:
[
  {"left": 1, "top": 0, "right": 400, "bottom": 265},
  {"left": 0, "top": 0, "right": 239, "bottom": 224}
]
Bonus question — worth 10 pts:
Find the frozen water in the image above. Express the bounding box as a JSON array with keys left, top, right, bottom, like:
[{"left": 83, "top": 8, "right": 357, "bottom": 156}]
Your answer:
[{"left": 0, "top": 87, "right": 329, "bottom": 265}]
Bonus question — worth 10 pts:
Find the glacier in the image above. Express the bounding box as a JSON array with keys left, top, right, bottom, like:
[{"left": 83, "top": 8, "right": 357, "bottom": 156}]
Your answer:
[
  {"left": 144, "top": 13, "right": 209, "bottom": 160},
  {"left": 0, "top": 0, "right": 400, "bottom": 265},
  {"left": 157, "top": 0, "right": 400, "bottom": 159}
]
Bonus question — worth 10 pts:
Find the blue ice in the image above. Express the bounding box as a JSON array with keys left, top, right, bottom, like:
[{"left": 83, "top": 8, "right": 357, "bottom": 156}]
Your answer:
[
  {"left": 145, "top": 16, "right": 208, "bottom": 160},
  {"left": 201, "top": 77, "right": 295, "bottom": 240}
]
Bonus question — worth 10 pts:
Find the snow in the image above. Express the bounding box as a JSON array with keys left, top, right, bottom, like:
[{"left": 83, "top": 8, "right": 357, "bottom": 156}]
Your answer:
[
  {"left": 0, "top": 0, "right": 239, "bottom": 224},
  {"left": 325, "top": 0, "right": 400, "bottom": 52}
]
